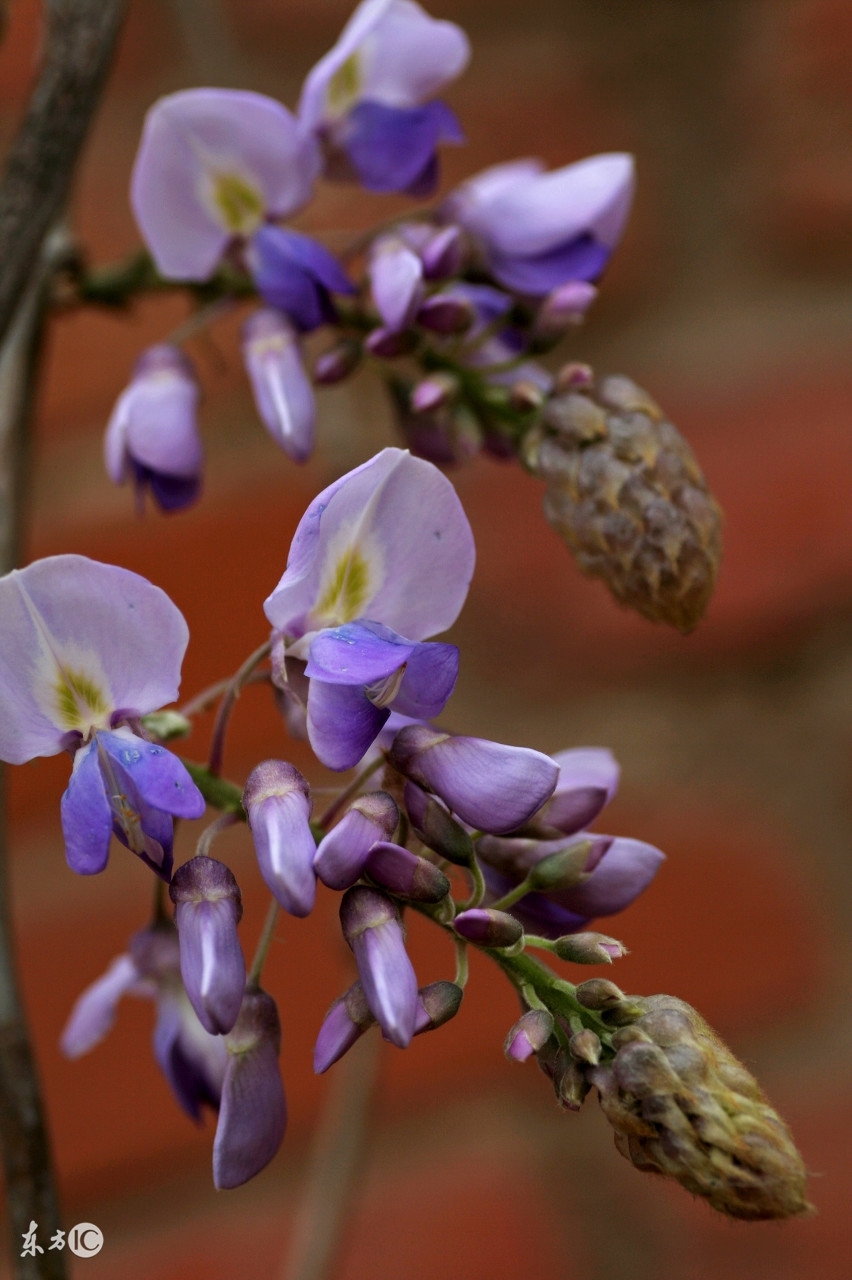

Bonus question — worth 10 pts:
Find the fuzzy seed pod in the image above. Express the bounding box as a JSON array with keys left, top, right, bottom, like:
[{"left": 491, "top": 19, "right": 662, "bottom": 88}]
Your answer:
[
  {"left": 528, "top": 374, "right": 722, "bottom": 632},
  {"left": 587, "top": 994, "right": 811, "bottom": 1220}
]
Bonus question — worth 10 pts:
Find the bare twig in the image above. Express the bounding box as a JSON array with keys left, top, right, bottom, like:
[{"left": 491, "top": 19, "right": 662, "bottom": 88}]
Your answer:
[{"left": 0, "top": 0, "right": 127, "bottom": 349}]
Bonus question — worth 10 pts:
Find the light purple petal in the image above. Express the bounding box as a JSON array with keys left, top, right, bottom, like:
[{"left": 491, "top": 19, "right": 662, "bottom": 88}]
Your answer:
[
  {"left": 60, "top": 740, "right": 113, "bottom": 874},
  {"left": 98, "top": 729, "right": 205, "bottom": 820},
  {"left": 131, "top": 88, "right": 320, "bottom": 280},
  {"left": 306, "top": 620, "right": 415, "bottom": 685},
  {"left": 299, "top": 0, "right": 469, "bottom": 129},
  {"left": 488, "top": 235, "right": 611, "bottom": 295},
  {"left": 105, "top": 345, "right": 202, "bottom": 491},
  {"left": 244, "top": 761, "right": 317, "bottom": 916},
  {"left": 214, "top": 990, "right": 286, "bottom": 1189},
  {"left": 0, "top": 555, "right": 189, "bottom": 762},
  {"left": 369, "top": 236, "right": 423, "bottom": 330},
  {"left": 555, "top": 836, "right": 665, "bottom": 918},
  {"left": 352, "top": 921, "right": 418, "bottom": 1047},
  {"left": 314, "top": 982, "right": 375, "bottom": 1073},
  {"left": 307, "top": 678, "right": 389, "bottom": 772},
  {"left": 250, "top": 225, "right": 354, "bottom": 332},
  {"left": 458, "top": 152, "right": 635, "bottom": 258},
  {"left": 242, "top": 309, "right": 316, "bottom": 462},
  {"left": 171, "top": 858, "right": 246, "bottom": 1036},
  {"left": 60, "top": 953, "right": 141, "bottom": 1057},
  {"left": 389, "top": 640, "right": 458, "bottom": 719},
  {"left": 264, "top": 447, "right": 475, "bottom": 641},
  {"left": 364, "top": 840, "right": 449, "bottom": 901},
  {"left": 390, "top": 726, "right": 559, "bottom": 834},
  {"left": 530, "top": 747, "right": 619, "bottom": 836}
]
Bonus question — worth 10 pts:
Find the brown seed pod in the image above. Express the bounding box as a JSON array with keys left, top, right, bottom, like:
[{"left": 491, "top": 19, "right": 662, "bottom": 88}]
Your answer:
[
  {"left": 528, "top": 374, "right": 722, "bottom": 632},
  {"left": 587, "top": 994, "right": 812, "bottom": 1221}
]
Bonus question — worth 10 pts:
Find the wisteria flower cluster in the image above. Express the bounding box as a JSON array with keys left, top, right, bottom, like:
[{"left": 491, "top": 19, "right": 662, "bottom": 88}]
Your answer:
[
  {"left": 85, "top": 0, "right": 722, "bottom": 633},
  {"left": 0, "top": 444, "right": 809, "bottom": 1217}
]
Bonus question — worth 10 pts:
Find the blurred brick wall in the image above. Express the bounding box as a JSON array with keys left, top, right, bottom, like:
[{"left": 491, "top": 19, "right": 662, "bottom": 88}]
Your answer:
[{"left": 1, "top": 0, "right": 852, "bottom": 1276}]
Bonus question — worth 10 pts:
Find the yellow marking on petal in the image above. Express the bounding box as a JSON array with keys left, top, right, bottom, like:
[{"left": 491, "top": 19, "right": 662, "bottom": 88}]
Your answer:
[
  {"left": 327, "top": 52, "right": 362, "bottom": 116},
  {"left": 53, "top": 669, "right": 110, "bottom": 732},
  {"left": 313, "top": 546, "right": 372, "bottom": 626},
  {"left": 209, "top": 171, "right": 265, "bottom": 235}
]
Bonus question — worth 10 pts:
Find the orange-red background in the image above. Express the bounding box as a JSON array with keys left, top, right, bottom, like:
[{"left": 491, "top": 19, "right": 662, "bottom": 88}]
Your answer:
[{"left": 2, "top": 1, "right": 852, "bottom": 1276}]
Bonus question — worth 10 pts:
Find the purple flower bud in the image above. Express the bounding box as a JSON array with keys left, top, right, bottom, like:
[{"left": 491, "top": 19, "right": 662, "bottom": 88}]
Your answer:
[
  {"left": 313, "top": 981, "right": 375, "bottom": 1074},
  {"left": 416, "top": 291, "right": 475, "bottom": 334},
  {"left": 504, "top": 1009, "right": 554, "bottom": 1062},
  {"left": 104, "top": 344, "right": 202, "bottom": 513},
  {"left": 403, "top": 781, "right": 474, "bottom": 866},
  {"left": 213, "top": 988, "right": 287, "bottom": 1189},
  {"left": 243, "top": 761, "right": 317, "bottom": 917},
  {"left": 313, "top": 340, "right": 361, "bottom": 385},
  {"left": 526, "top": 748, "right": 619, "bottom": 838},
  {"left": 454, "top": 907, "right": 523, "bottom": 948},
  {"left": 410, "top": 373, "right": 458, "bottom": 414},
  {"left": 369, "top": 234, "right": 424, "bottom": 331},
  {"left": 413, "top": 981, "right": 463, "bottom": 1035},
  {"left": 535, "top": 281, "right": 598, "bottom": 338},
  {"left": 242, "top": 309, "right": 315, "bottom": 463},
  {"left": 364, "top": 841, "right": 450, "bottom": 903},
  {"left": 365, "top": 325, "right": 418, "bottom": 358},
  {"left": 389, "top": 726, "right": 559, "bottom": 834},
  {"left": 420, "top": 224, "right": 465, "bottom": 279},
  {"left": 169, "top": 856, "right": 246, "bottom": 1035},
  {"left": 339, "top": 886, "right": 419, "bottom": 1048},
  {"left": 554, "top": 361, "right": 594, "bottom": 392},
  {"left": 314, "top": 791, "right": 399, "bottom": 890},
  {"left": 553, "top": 932, "right": 627, "bottom": 964},
  {"left": 569, "top": 1028, "right": 602, "bottom": 1065}
]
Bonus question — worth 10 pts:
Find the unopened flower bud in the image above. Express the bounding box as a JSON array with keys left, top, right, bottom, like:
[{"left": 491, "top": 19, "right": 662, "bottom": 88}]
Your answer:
[
  {"left": 526, "top": 838, "right": 599, "bottom": 892},
  {"left": 390, "top": 725, "right": 558, "bottom": 834},
  {"left": 535, "top": 281, "right": 598, "bottom": 340},
  {"left": 243, "top": 761, "right": 316, "bottom": 917},
  {"left": 365, "top": 325, "right": 417, "bottom": 358},
  {"left": 368, "top": 234, "right": 424, "bottom": 331},
  {"left": 213, "top": 988, "right": 286, "bottom": 1190},
  {"left": 410, "top": 373, "right": 459, "bottom": 414},
  {"left": 242, "top": 309, "right": 315, "bottom": 462},
  {"left": 533, "top": 374, "right": 723, "bottom": 632},
  {"left": 568, "top": 1027, "right": 601, "bottom": 1065},
  {"left": 509, "top": 380, "right": 545, "bottom": 413},
  {"left": 340, "top": 887, "right": 419, "bottom": 1048},
  {"left": 170, "top": 856, "right": 246, "bottom": 1035},
  {"left": 504, "top": 1009, "right": 554, "bottom": 1062},
  {"left": 555, "top": 362, "right": 594, "bottom": 393},
  {"left": 404, "top": 782, "right": 474, "bottom": 866},
  {"left": 588, "top": 993, "right": 812, "bottom": 1220},
  {"left": 314, "top": 981, "right": 375, "bottom": 1073},
  {"left": 454, "top": 907, "right": 523, "bottom": 948},
  {"left": 575, "top": 978, "right": 625, "bottom": 1009},
  {"left": 552, "top": 932, "right": 627, "bottom": 964},
  {"left": 364, "top": 841, "right": 450, "bottom": 903},
  {"left": 139, "top": 709, "right": 192, "bottom": 742},
  {"left": 413, "top": 981, "right": 463, "bottom": 1034},
  {"left": 314, "top": 791, "right": 399, "bottom": 890},
  {"left": 420, "top": 224, "right": 465, "bottom": 279},
  {"left": 416, "top": 292, "right": 475, "bottom": 334},
  {"left": 313, "top": 340, "right": 361, "bottom": 385},
  {"left": 553, "top": 1048, "right": 591, "bottom": 1111}
]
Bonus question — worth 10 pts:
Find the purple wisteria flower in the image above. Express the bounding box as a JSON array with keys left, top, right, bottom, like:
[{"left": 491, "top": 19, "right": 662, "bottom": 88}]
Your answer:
[
  {"left": 242, "top": 309, "right": 316, "bottom": 462},
  {"left": 243, "top": 761, "right": 317, "bottom": 917},
  {"left": 442, "top": 152, "right": 635, "bottom": 294},
  {"left": 131, "top": 88, "right": 352, "bottom": 330},
  {"left": 264, "top": 448, "right": 475, "bottom": 770},
  {"left": 104, "top": 344, "right": 202, "bottom": 512},
  {"left": 314, "top": 790, "right": 399, "bottom": 890},
  {"left": 0, "top": 555, "right": 205, "bottom": 878},
  {"left": 474, "top": 746, "right": 663, "bottom": 938},
  {"left": 61, "top": 924, "right": 228, "bottom": 1123},
  {"left": 213, "top": 988, "right": 287, "bottom": 1189},
  {"left": 340, "top": 886, "right": 419, "bottom": 1046},
  {"left": 368, "top": 234, "right": 424, "bottom": 331},
  {"left": 170, "top": 857, "right": 246, "bottom": 1035},
  {"left": 299, "top": 0, "right": 470, "bottom": 195}
]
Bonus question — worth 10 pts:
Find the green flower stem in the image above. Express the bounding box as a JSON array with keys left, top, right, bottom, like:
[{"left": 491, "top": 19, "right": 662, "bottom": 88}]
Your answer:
[
  {"left": 317, "top": 756, "right": 384, "bottom": 831},
  {"left": 247, "top": 897, "right": 280, "bottom": 989},
  {"left": 179, "top": 760, "right": 245, "bottom": 816},
  {"left": 523, "top": 934, "right": 559, "bottom": 953},
  {"left": 195, "top": 810, "right": 241, "bottom": 860},
  {"left": 179, "top": 667, "right": 270, "bottom": 721},
  {"left": 453, "top": 937, "right": 469, "bottom": 989},
  {"left": 487, "top": 875, "right": 536, "bottom": 913},
  {"left": 459, "top": 853, "right": 486, "bottom": 910},
  {"left": 487, "top": 947, "right": 610, "bottom": 1041}
]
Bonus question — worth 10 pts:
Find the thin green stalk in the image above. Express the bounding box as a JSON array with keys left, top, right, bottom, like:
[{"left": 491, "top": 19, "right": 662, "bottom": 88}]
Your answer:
[
  {"left": 317, "top": 756, "right": 384, "bottom": 831},
  {"left": 247, "top": 898, "right": 280, "bottom": 988}
]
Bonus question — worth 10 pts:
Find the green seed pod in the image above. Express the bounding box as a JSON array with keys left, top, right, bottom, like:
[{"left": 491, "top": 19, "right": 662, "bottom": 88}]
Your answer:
[
  {"left": 528, "top": 374, "right": 722, "bottom": 633},
  {"left": 587, "top": 994, "right": 811, "bottom": 1220}
]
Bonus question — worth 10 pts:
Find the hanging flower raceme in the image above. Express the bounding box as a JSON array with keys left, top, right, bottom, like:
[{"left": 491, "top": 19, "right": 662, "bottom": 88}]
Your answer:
[
  {"left": 442, "top": 152, "right": 635, "bottom": 295},
  {"left": 264, "top": 448, "right": 475, "bottom": 770},
  {"left": 298, "top": 0, "right": 470, "bottom": 195},
  {"left": 104, "top": 344, "right": 203, "bottom": 513},
  {"left": 131, "top": 88, "right": 353, "bottom": 331},
  {"left": 473, "top": 747, "right": 665, "bottom": 937},
  {"left": 0, "top": 555, "right": 205, "bottom": 879}
]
